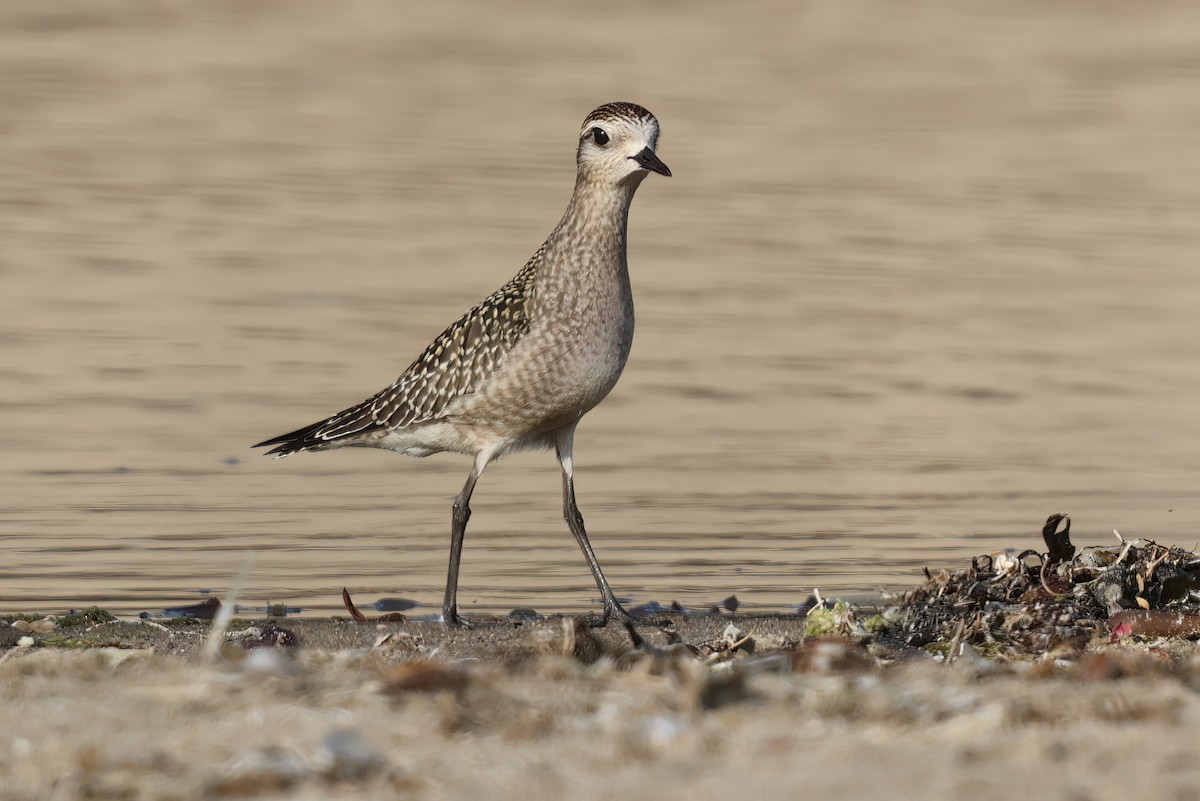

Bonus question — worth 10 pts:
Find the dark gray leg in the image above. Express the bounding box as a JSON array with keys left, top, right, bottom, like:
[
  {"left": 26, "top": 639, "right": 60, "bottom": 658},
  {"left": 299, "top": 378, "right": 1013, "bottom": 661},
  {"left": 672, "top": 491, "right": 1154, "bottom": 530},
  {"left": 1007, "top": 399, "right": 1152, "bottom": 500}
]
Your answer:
[
  {"left": 443, "top": 463, "right": 482, "bottom": 628},
  {"left": 555, "top": 425, "right": 632, "bottom": 627}
]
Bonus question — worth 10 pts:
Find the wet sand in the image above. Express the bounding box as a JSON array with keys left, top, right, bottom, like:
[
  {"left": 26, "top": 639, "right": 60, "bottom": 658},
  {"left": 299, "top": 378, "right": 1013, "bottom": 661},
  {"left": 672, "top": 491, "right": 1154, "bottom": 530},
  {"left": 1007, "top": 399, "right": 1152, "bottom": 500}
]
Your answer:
[
  {"left": 4, "top": 614, "right": 1200, "bottom": 801},
  {"left": 4, "top": 526, "right": 1198, "bottom": 799}
]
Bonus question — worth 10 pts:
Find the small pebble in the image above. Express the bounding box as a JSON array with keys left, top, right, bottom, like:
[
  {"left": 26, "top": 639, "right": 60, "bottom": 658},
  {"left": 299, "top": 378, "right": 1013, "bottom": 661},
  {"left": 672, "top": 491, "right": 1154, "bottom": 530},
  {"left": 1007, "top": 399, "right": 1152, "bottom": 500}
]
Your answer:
[{"left": 317, "top": 729, "right": 387, "bottom": 782}]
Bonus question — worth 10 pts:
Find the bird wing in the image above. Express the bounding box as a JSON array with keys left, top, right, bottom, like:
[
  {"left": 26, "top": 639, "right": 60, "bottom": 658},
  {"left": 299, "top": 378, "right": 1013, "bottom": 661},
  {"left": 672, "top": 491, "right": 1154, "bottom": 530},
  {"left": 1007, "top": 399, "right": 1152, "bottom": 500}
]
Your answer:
[{"left": 255, "top": 264, "right": 535, "bottom": 455}]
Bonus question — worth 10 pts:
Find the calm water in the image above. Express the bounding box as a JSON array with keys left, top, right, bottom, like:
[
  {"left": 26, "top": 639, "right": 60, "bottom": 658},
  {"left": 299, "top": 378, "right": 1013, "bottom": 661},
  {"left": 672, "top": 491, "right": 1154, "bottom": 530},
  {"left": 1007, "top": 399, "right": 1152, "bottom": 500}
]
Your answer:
[{"left": 3, "top": 0, "right": 1199, "bottom": 616}]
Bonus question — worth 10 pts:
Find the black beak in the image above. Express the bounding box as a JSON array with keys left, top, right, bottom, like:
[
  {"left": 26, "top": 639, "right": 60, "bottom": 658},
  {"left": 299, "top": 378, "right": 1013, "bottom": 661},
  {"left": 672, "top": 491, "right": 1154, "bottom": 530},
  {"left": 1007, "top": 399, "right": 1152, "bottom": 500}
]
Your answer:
[{"left": 631, "top": 147, "right": 672, "bottom": 177}]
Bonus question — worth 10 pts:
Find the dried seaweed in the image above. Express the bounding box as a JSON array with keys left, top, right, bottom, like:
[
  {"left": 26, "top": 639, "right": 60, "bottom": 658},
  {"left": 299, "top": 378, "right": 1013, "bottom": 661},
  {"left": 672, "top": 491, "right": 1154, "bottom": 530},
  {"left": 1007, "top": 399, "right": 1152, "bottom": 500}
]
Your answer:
[{"left": 880, "top": 513, "right": 1200, "bottom": 657}]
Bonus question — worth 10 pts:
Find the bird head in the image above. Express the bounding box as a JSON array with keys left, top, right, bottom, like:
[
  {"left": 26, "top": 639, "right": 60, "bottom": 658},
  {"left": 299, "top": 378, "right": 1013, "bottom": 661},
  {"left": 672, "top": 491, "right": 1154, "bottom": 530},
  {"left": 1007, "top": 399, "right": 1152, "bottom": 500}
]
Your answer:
[{"left": 576, "top": 102, "right": 671, "bottom": 188}]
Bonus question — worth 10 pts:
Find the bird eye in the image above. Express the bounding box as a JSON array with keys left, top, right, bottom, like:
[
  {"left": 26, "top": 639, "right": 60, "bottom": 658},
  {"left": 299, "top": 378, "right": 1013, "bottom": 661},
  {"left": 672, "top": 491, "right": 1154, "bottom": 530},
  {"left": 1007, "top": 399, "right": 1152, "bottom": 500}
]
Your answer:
[{"left": 591, "top": 127, "right": 609, "bottom": 146}]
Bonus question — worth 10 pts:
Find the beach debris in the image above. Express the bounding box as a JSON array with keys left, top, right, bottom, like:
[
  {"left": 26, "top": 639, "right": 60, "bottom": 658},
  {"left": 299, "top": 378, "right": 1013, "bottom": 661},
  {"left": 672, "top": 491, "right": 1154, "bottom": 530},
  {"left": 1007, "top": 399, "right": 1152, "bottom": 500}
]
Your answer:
[
  {"left": 343, "top": 588, "right": 369, "bottom": 621},
  {"left": 795, "top": 589, "right": 826, "bottom": 617},
  {"left": 12, "top": 617, "right": 56, "bottom": 634},
  {"left": 879, "top": 512, "right": 1200, "bottom": 657},
  {"left": 507, "top": 607, "right": 542, "bottom": 622},
  {"left": 616, "top": 620, "right": 702, "bottom": 674},
  {"left": 630, "top": 600, "right": 671, "bottom": 618},
  {"left": 0, "top": 623, "right": 24, "bottom": 649},
  {"left": 235, "top": 603, "right": 303, "bottom": 617},
  {"left": 374, "top": 628, "right": 425, "bottom": 652},
  {"left": 1108, "top": 610, "right": 1200, "bottom": 642},
  {"left": 342, "top": 588, "right": 406, "bottom": 623},
  {"left": 239, "top": 621, "right": 300, "bottom": 649},
  {"left": 803, "top": 600, "right": 862, "bottom": 638},
  {"left": 156, "top": 597, "right": 221, "bottom": 620},
  {"left": 373, "top": 597, "right": 418, "bottom": 613},
  {"left": 1091, "top": 566, "right": 1128, "bottom": 615},
  {"left": 1042, "top": 512, "right": 1075, "bottom": 563},
  {"left": 694, "top": 624, "right": 756, "bottom": 664},
  {"left": 622, "top": 620, "right": 700, "bottom": 660},
  {"left": 58, "top": 607, "right": 118, "bottom": 627},
  {"left": 989, "top": 550, "right": 1021, "bottom": 580}
]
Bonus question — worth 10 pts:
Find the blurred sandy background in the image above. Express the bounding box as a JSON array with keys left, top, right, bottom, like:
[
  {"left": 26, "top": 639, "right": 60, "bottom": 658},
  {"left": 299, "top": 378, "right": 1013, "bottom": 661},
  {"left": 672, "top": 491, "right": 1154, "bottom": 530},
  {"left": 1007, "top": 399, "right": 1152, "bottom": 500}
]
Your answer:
[{"left": 3, "top": 0, "right": 1200, "bottom": 616}]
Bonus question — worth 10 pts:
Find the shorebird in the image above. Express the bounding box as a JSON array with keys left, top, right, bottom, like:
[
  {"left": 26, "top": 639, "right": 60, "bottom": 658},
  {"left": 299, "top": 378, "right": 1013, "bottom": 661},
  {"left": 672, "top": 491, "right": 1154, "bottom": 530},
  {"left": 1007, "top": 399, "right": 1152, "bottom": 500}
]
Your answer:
[{"left": 254, "top": 102, "right": 670, "bottom": 627}]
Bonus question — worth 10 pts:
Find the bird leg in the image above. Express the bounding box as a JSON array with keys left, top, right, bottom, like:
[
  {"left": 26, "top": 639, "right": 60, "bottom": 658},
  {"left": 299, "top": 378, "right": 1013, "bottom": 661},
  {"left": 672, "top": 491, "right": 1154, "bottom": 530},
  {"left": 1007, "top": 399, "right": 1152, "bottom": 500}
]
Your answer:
[
  {"left": 556, "top": 426, "right": 632, "bottom": 627},
  {"left": 443, "top": 464, "right": 481, "bottom": 628}
]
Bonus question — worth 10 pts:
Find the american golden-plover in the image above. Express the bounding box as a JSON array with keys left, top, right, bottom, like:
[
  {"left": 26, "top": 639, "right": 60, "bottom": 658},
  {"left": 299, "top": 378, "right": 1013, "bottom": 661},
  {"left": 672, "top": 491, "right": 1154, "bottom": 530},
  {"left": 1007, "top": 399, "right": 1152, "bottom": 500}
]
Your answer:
[{"left": 255, "top": 102, "right": 671, "bottom": 627}]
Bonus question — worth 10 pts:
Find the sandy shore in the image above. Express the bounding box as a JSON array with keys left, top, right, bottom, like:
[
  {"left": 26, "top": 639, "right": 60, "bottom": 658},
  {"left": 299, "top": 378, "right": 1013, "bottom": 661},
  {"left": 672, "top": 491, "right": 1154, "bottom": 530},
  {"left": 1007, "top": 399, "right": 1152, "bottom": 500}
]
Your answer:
[
  {"left": 4, "top": 0, "right": 1200, "bottom": 797},
  {"left": 3, "top": 613, "right": 1200, "bottom": 801}
]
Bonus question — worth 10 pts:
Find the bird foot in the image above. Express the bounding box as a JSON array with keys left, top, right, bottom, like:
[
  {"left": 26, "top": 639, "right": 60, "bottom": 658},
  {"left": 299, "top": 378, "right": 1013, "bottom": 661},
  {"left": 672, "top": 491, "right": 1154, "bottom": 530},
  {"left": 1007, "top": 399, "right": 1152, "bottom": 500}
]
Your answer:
[
  {"left": 443, "top": 609, "right": 474, "bottom": 629},
  {"left": 585, "top": 602, "right": 637, "bottom": 628}
]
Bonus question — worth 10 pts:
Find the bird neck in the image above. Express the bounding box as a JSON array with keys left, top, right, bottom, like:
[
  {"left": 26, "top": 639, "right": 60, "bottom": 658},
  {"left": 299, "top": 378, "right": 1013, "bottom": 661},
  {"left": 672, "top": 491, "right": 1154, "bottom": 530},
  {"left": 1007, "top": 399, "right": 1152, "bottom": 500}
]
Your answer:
[
  {"left": 547, "top": 175, "right": 642, "bottom": 263},
  {"left": 525, "top": 174, "right": 641, "bottom": 329}
]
